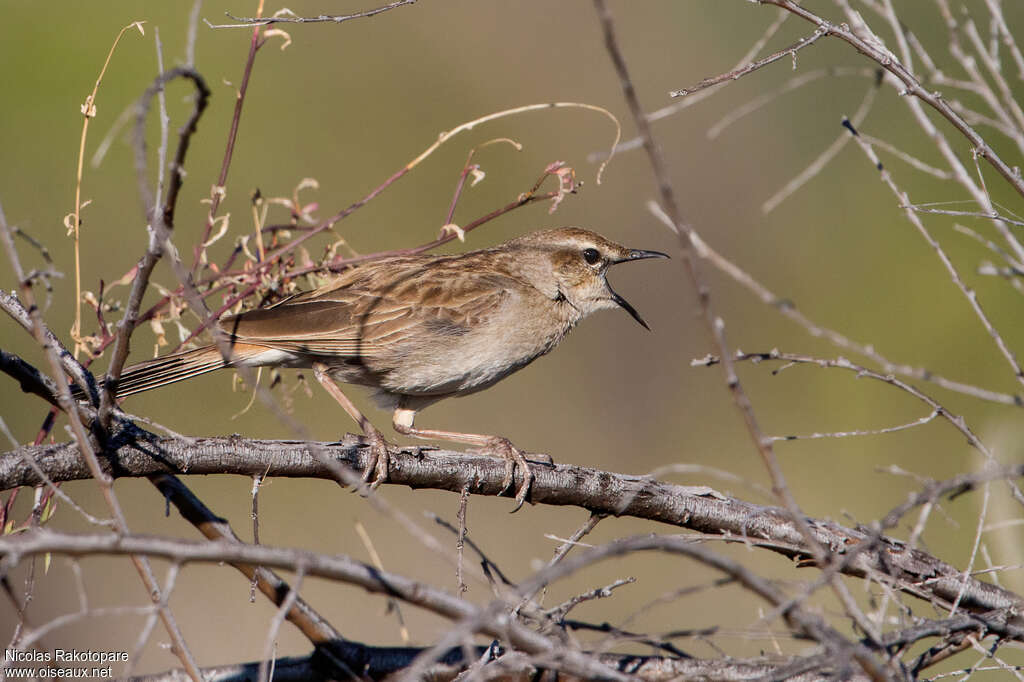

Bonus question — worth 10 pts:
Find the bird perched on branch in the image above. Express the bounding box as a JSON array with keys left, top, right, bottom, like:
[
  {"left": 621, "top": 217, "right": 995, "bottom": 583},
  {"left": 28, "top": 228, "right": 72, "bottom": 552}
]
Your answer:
[{"left": 103, "top": 228, "right": 668, "bottom": 510}]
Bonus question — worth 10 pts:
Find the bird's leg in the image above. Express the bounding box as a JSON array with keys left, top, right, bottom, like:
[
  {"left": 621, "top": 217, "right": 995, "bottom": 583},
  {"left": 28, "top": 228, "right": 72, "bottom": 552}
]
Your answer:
[
  {"left": 312, "top": 363, "right": 389, "bottom": 489},
  {"left": 392, "top": 407, "right": 539, "bottom": 512}
]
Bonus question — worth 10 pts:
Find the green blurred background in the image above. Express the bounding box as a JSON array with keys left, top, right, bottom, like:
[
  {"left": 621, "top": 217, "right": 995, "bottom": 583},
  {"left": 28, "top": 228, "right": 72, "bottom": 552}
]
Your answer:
[{"left": 2, "top": 0, "right": 1023, "bottom": 675}]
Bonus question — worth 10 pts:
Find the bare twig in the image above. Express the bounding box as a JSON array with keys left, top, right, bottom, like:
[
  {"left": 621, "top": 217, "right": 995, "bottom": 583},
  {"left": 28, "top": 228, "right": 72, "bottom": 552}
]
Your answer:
[
  {"left": 757, "top": 0, "right": 1024, "bottom": 203},
  {"left": 0, "top": 529, "right": 631, "bottom": 681},
  {"left": 904, "top": 204, "right": 1024, "bottom": 230},
  {"left": 0, "top": 204, "right": 203, "bottom": 681},
  {"left": 670, "top": 28, "right": 827, "bottom": 97},
  {"left": 517, "top": 534, "right": 890, "bottom": 679},
  {"left": 646, "top": 201, "right": 1023, "bottom": 406},
  {"left": 69, "top": 21, "right": 147, "bottom": 359},
  {"left": 101, "top": 68, "right": 210, "bottom": 425},
  {"left": 211, "top": 0, "right": 417, "bottom": 28},
  {"left": 707, "top": 66, "right": 878, "bottom": 140},
  {"left": 592, "top": 0, "right": 827, "bottom": 586},
  {"left": 842, "top": 118, "right": 1024, "bottom": 389},
  {"left": 193, "top": 5, "right": 263, "bottom": 273},
  {"left": 762, "top": 70, "right": 882, "bottom": 213}
]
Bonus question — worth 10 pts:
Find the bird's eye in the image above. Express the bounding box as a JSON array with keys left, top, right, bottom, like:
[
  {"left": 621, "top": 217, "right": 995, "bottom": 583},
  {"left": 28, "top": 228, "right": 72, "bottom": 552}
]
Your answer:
[{"left": 582, "top": 248, "right": 601, "bottom": 265}]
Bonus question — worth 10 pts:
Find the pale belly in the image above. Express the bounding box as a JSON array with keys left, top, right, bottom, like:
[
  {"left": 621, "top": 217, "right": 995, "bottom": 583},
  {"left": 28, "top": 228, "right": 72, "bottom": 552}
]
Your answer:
[{"left": 377, "top": 323, "right": 571, "bottom": 398}]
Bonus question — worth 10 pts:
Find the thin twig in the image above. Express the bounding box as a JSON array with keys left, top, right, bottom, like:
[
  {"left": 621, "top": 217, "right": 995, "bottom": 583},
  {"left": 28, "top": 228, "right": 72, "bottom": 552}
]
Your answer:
[
  {"left": 843, "top": 118, "right": 1024, "bottom": 389},
  {"left": 0, "top": 204, "right": 203, "bottom": 681},
  {"left": 670, "top": 28, "right": 827, "bottom": 97},
  {"left": 258, "top": 566, "right": 304, "bottom": 682},
  {"left": 592, "top": 4, "right": 887, "bottom": 665},
  {"left": 647, "top": 201, "right": 1023, "bottom": 406},
  {"left": 212, "top": 0, "right": 417, "bottom": 27},
  {"left": 456, "top": 480, "right": 471, "bottom": 596},
  {"left": 100, "top": 68, "right": 210, "bottom": 427},
  {"left": 762, "top": 70, "right": 882, "bottom": 213},
  {"left": 707, "top": 66, "right": 878, "bottom": 140},
  {"left": 759, "top": 0, "right": 1024, "bottom": 203},
  {"left": 69, "top": 21, "right": 147, "bottom": 359},
  {"left": 904, "top": 204, "right": 1024, "bottom": 229},
  {"left": 193, "top": 5, "right": 264, "bottom": 274},
  {"left": 766, "top": 409, "right": 940, "bottom": 442}
]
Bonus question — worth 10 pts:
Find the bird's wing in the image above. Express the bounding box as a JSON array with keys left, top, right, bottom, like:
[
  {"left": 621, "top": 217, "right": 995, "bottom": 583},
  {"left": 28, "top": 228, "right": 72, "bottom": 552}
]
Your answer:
[{"left": 220, "top": 256, "right": 514, "bottom": 358}]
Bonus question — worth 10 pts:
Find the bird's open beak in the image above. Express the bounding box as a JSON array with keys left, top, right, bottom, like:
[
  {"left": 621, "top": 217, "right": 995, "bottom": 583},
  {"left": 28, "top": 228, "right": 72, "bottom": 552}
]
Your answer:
[
  {"left": 610, "top": 289, "right": 651, "bottom": 330},
  {"left": 619, "top": 249, "right": 670, "bottom": 263},
  {"left": 610, "top": 248, "right": 669, "bottom": 330}
]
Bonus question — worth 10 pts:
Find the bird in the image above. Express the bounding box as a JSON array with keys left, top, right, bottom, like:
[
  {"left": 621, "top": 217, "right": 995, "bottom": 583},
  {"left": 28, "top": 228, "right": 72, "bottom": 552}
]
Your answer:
[{"left": 101, "top": 227, "right": 668, "bottom": 510}]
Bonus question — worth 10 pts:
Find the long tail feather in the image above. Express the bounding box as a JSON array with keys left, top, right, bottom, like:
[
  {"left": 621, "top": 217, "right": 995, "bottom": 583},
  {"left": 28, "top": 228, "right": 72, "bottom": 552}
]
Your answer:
[{"left": 94, "top": 346, "right": 228, "bottom": 398}]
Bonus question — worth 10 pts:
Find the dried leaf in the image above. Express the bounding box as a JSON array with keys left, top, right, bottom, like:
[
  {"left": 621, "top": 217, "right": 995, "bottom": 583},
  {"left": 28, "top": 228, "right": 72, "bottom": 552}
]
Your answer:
[{"left": 439, "top": 223, "right": 466, "bottom": 242}]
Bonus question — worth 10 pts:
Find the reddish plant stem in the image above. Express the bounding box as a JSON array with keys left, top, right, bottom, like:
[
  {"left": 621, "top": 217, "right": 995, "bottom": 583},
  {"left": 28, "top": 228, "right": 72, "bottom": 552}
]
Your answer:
[{"left": 192, "top": 14, "right": 264, "bottom": 274}]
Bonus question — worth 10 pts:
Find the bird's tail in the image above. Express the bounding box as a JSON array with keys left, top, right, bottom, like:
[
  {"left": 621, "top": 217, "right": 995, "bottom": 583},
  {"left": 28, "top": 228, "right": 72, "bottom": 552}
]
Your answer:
[{"left": 75, "top": 345, "right": 230, "bottom": 400}]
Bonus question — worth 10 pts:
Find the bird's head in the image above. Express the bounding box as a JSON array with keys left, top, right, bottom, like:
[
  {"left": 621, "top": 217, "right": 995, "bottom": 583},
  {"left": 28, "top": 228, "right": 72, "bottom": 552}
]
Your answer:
[{"left": 509, "top": 228, "right": 669, "bottom": 329}]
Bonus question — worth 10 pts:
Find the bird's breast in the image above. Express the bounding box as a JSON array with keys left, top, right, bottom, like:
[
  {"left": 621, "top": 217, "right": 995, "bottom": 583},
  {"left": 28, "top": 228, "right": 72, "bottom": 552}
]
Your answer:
[{"left": 379, "top": 296, "right": 579, "bottom": 397}]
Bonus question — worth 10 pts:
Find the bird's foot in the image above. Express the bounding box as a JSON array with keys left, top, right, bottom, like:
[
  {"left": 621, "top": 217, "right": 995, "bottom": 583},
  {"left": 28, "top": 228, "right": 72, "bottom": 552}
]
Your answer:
[
  {"left": 474, "top": 437, "right": 543, "bottom": 513},
  {"left": 353, "top": 429, "right": 390, "bottom": 492}
]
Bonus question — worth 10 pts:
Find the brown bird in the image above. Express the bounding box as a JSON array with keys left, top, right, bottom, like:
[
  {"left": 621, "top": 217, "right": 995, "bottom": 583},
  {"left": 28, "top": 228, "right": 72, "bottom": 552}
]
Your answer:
[{"left": 106, "top": 228, "right": 668, "bottom": 509}]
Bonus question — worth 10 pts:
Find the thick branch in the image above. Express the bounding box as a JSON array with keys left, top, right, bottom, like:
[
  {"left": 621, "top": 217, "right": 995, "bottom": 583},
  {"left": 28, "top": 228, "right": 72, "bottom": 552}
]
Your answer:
[
  {"left": 0, "top": 529, "right": 629, "bottom": 682},
  {"left": 0, "top": 290, "right": 98, "bottom": 403},
  {"left": 4, "top": 433, "right": 1021, "bottom": 619},
  {"left": 134, "top": 651, "right": 873, "bottom": 682},
  {"left": 8, "top": 528, "right": 1020, "bottom": 681},
  {"left": 0, "top": 348, "right": 60, "bottom": 408},
  {"left": 146, "top": 473, "right": 360, "bottom": 679}
]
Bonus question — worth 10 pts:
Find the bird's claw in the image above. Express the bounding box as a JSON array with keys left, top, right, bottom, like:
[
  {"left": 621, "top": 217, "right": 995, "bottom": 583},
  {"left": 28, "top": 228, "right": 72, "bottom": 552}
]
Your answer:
[
  {"left": 355, "top": 431, "right": 390, "bottom": 493},
  {"left": 484, "top": 437, "right": 537, "bottom": 513}
]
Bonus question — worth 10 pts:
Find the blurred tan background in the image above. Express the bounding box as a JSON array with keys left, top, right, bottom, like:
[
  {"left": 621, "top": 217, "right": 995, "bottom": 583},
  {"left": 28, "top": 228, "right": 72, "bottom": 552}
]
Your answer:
[{"left": 2, "top": 0, "right": 1023, "bottom": 675}]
